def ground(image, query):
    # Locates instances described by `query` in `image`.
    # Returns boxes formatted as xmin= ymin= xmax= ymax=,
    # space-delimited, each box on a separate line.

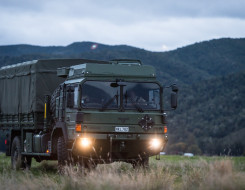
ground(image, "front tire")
xmin=57 ymin=136 xmax=70 ymax=166
xmin=78 ymin=157 xmax=97 ymax=170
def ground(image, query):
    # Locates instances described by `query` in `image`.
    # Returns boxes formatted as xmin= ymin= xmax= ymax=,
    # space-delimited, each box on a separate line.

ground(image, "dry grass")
xmin=0 ymin=155 xmax=245 ymax=190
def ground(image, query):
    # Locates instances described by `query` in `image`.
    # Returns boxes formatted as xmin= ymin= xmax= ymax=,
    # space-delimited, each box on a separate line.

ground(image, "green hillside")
xmin=167 ymin=71 xmax=245 ymax=155
xmin=1 ymin=38 xmax=245 ymax=85
xmin=0 ymin=38 xmax=244 ymax=155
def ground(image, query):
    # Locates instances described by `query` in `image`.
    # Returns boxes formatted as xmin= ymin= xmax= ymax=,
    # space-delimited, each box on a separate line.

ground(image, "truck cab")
xmin=52 ymin=60 xmax=177 ymax=167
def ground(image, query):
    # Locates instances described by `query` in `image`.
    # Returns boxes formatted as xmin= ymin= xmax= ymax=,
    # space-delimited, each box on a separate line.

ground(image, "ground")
xmin=0 ymin=153 xmax=245 ymax=190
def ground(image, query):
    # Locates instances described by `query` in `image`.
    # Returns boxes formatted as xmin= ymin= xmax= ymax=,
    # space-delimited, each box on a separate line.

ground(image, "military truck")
xmin=0 ymin=59 xmax=178 ymax=169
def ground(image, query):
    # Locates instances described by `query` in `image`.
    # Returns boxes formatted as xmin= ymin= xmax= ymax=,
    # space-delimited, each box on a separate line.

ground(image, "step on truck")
xmin=0 ymin=59 xmax=178 ymax=169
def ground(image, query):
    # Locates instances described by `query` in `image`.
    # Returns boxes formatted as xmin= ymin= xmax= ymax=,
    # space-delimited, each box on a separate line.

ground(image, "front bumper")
xmin=71 ymin=133 xmax=168 ymax=161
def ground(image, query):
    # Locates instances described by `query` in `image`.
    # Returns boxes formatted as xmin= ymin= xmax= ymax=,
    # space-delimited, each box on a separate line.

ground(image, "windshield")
xmin=81 ymin=81 xmax=161 ymax=111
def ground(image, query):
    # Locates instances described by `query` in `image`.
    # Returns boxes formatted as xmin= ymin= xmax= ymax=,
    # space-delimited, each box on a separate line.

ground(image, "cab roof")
xmin=58 ymin=59 xmax=156 ymax=79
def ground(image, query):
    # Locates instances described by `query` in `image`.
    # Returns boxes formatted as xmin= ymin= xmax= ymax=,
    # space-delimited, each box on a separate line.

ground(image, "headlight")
xmin=149 ymin=138 xmax=162 ymax=149
xmin=79 ymin=138 xmax=92 ymax=148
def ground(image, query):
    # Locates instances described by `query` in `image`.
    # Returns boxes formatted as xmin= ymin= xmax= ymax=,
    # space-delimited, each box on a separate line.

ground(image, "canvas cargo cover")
xmin=0 ymin=59 xmax=107 ymax=114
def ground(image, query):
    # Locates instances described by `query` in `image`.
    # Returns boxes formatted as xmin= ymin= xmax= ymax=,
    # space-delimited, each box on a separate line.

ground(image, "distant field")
xmin=0 ymin=153 xmax=245 ymax=190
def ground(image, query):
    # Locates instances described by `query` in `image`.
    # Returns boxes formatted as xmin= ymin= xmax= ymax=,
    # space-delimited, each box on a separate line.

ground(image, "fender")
xmin=51 ymin=121 xmax=68 ymax=144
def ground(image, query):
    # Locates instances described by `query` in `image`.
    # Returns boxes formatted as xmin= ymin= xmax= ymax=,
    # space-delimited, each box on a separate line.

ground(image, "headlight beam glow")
xmin=79 ymin=138 xmax=91 ymax=148
xmin=150 ymin=138 xmax=162 ymax=149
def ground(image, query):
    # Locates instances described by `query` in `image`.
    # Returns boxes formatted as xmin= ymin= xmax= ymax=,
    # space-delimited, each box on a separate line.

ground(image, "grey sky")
xmin=0 ymin=0 xmax=245 ymax=51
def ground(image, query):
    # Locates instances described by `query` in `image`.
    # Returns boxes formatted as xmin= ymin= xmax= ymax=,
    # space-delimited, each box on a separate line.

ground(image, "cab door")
xmin=65 ymin=84 xmax=80 ymax=140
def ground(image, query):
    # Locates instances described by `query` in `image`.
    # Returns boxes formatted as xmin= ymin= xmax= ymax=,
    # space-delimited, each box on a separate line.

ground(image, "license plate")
xmin=115 ymin=127 xmax=129 ymax=132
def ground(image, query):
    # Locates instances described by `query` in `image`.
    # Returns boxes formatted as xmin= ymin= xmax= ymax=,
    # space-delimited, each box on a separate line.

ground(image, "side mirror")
xmin=171 ymin=92 xmax=177 ymax=109
xmin=164 ymin=84 xmax=178 ymax=110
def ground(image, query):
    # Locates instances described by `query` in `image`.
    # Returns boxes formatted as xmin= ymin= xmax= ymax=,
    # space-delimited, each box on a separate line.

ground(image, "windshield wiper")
xmin=100 ymin=94 xmax=118 ymax=112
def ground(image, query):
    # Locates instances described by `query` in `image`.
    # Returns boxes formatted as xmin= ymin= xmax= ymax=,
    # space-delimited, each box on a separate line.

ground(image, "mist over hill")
xmin=0 ymin=38 xmax=245 ymax=155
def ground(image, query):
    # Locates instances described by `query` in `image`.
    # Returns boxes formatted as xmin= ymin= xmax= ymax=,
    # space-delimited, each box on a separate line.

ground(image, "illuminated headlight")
xmin=79 ymin=138 xmax=92 ymax=148
xmin=149 ymin=138 xmax=162 ymax=149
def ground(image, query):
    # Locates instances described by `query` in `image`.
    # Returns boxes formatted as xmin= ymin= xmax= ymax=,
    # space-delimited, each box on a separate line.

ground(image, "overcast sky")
xmin=0 ymin=0 xmax=245 ymax=51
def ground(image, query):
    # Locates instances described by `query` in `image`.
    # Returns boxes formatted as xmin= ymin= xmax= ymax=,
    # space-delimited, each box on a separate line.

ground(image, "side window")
xmin=66 ymin=84 xmax=79 ymax=108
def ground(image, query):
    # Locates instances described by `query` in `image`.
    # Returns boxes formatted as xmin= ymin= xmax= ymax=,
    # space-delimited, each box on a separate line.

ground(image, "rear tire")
xmin=11 ymin=136 xmax=32 ymax=170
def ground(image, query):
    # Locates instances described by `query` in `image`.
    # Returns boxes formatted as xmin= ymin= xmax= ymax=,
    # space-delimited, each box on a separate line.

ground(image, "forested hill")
xmin=1 ymin=38 xmax=245 ymax=85
xmin=0 ymin=38 xmax=245 ymax=155
xmin=167 ymin=71 xmax=245 ymax=155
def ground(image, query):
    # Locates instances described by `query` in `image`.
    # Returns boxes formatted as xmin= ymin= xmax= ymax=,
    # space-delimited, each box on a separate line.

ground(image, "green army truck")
xmin=0 ymin=59 xmax=178 ymax=169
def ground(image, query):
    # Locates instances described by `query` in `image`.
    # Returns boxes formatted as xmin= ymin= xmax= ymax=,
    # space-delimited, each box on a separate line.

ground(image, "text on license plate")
xmin=115 ymin=127 xmax=129 ymax=132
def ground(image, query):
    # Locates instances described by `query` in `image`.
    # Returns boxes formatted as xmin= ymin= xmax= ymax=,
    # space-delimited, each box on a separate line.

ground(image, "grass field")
xmin=0 ymin=153 xmax=245 ymax=190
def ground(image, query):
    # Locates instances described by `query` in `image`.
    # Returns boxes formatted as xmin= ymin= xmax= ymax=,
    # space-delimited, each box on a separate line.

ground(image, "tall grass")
xmin=0 ymin=154 xmax=244 ymax=190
